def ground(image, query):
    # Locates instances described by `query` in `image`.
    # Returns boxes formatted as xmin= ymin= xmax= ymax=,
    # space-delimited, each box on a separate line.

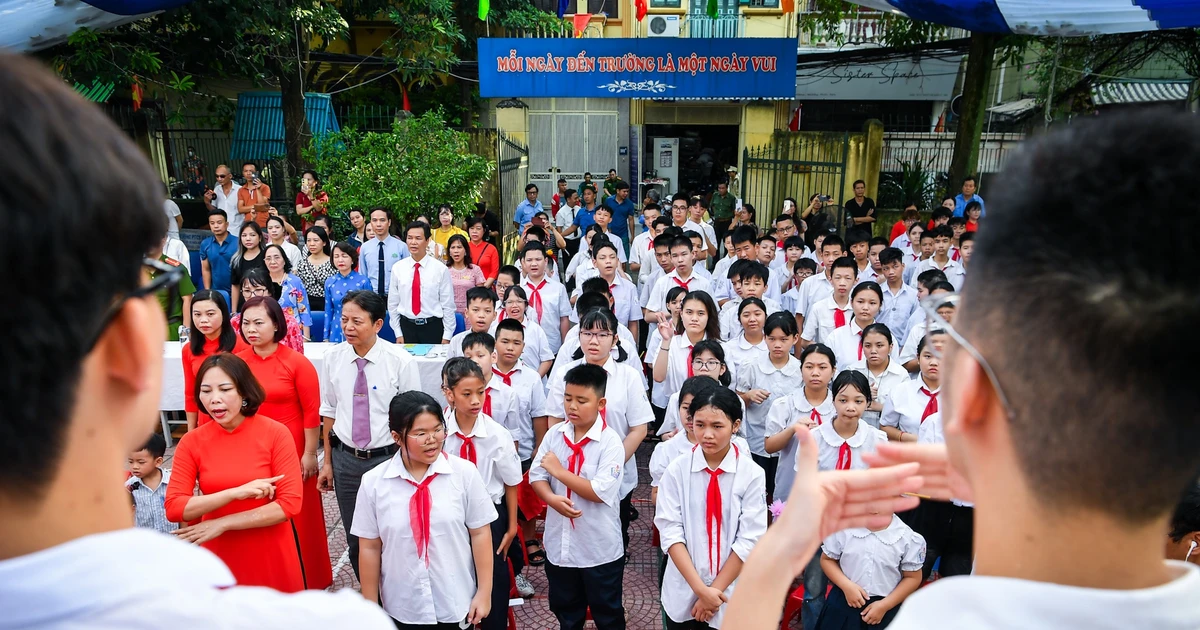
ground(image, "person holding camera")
xmin=238 ymin=162 xmax=272 ymax=228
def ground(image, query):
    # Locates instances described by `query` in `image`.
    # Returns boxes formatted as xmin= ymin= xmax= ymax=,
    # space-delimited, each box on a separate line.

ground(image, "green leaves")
xmin=306 ymin=110 xmax=495 ymax=227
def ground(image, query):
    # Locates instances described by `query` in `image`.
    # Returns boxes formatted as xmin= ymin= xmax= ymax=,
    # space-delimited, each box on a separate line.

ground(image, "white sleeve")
xmin=801 ymin=308 xmax=819 ymax=342
xmin=658 ymin=401 xmax=679 ymax=437
xmin=544 ymin=373 xmax=566 ymax=419
xmin=349 ymin=474 xmax=380 ymax=539
xmin=879 ymin=393 xmax=903 ymax=429
xmin=731 ymin=467 xmax=768 ymax=562
xmin=820 ymin=531 xmax=846 ymax=560
xmin=653 ymin=463 xmax=687 ymax=552
xmin=734 ymin=361 xmax=755 ymax=394
xmin=318 ymin=349 xmax=338 ymax=418
xmin=647 ymin=277 xmax=665 ymax=313
xmin=899 ymin=328 xmax=921 ymax=364
xmin=764 ymin=396 xmax=792 ymax=438
xmin=589 ymin=436 xmax=626 ymax=507
xmin=494 ymin=429 xmax=524 ymax=487
xmin=624 ymin=372 xmax=653 ymax=428
xmin=387 ymin=263 xmax=403 ymax=338
xmin=900 ymin=530 xmax=928 ymax=572
xmin=528 ymin=432 xmax=554 ymax=484
xmin=648 ymin=442 xmax=672 ymax=487
xmin=396 ymin=354 xmax=422 ymax=393
xmin=440 ymin=270 xmax=457 ymax=341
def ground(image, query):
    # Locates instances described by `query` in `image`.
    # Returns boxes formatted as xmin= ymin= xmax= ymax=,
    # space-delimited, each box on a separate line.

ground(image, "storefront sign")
xmin=479 ymin=38 xmax=797 ymax=99
xmin=796 ymin=55 xmax=962 ymax=101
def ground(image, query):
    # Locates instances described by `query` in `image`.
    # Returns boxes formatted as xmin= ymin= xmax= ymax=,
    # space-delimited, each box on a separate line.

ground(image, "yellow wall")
xmin=495 ymin=106 xmax=528 ymax=145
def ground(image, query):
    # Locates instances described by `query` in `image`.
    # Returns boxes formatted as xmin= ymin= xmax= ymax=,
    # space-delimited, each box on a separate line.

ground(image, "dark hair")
xmin=188 ymin=290 xmax=236 ymax=356
xmin=830 ymin=256 xmax=858 ymax=278
xmin=653 ymin=233 xmax=677 ymax=250
xmin=919 ymin=230 xmax=936 ymax=242
xmin=369 ymin=207 xmax=391 ymax=222
xmin=902 ymin=207 xmax=920 ymax=219
xmin=388 ymin=391 xmax=445 ymax=445
xmin=520 ymin=242 xmax=548 ymax=260
xmin=852 ymin=281 xmax=884 ymax=304
xmin=861 ymin=323 xmax=894 ymax=347
xmin=669 ymin=236 xmax=693 ymax=252
xmin=831 ymin=370 xmax=872 ymax=405
xmin=446 ymin=234 xmax=473 ymax=267
xmin=615 ymin=181 xmax=629 ymax=192
xmin=495 ymin=317 xmax=525 ymax=339
xmin=525 ymin=183 xmax=538 ymax=193
xmin=730 ymin=225 xmax=758 ymax=247
xmin=684 ymin=230 xmax=704 ymax=245
xmin=727 ymin=259 xmax=750 ymax=281
xmin=575 ymin=291 xmax=610 ymax=319
xmin=464 ymin=215 xmax=486 ymax=232
xmin=442 ymin=356 xmax=487 ymax=390
xmin=1169 ymin=485 xmax=1200 ymax=541
xmin=497 ymin=265 xmax=521 ymax=284
xmin=763 ymin=311 xmax=798 ymax=337
xmin=775 ymin=214 xmax=794 ymax=226
xmin=664 ymin=285 xmax=688 ymax=309
xmin=461 ymin=331 xmax=496 ymax=354
xmin=671 ymin=192 xmax=690 ymax=205
xmin=232 ymin=222 xmax=264 ymax=272
xmin=755 ymin=234 xmax=776 ymax=248
xmin=194 ymin=353 xmax=266 ymax=417
xmin=207 ymin=209 xmax=228 ymax=223
xmin=916 ymin=269 xmax=948 ymax=290
xmin=680 ymin=377 xmax=721 ymax=411
xmin=502 ymin=285 xmax=528 ymax=308
xmin=947 ymin=217 xmax=967 ymax=229
xmin=262 ymin=243 xmax=293 ymax=273
xmin=930 ymin=281 xmax=956 ymax=293
xmin=572 ymin=308 xmax=629 ymax=363
xmin=302 ymin=169 xmax=321 ymax=186
xmin=563 ymin=363 xmax=607 ymax=398
xmin=466 ymin=287 xmax=497 ymax=308
xmin=931 ymin=207 xmax=954 ymax=222
xmin=405 ymin=221 xmax=431 ymax=239
xmin=332 ymin=241 xmax=360 ymax=268
xmin=879 ymin=247 xmax=905 ymax=267
xmin=821 ymin=235 xmax=845 ymax=252
xmin=138 ymin=432 xmax=167 ymax=460
xmin=242 ymin=161 xmax=257 ymax=171
xmin=239 ymin=296 xmax=288 ymax=343
xmin=676 ymin=291 xmax=721 ymax=340
xmin=349 ymin=208 xmax=366 ymax=220
xmin=845 ymin=229 xmax=870 ymax=249
xmin=962 ymin=175 xmax=976 ymax=186
xmin=793 ymin=258 xmax=818 ymax=274
xmin=591 ymin=236 xmax=619 ymax=260
xmin=868 ymin=237 xmax=889 ymax=250
xmin=853 ymin=179 xmax=866 ymax=188
xmin=240 ymin=268 xmax=281 ymax=301
xmin=303 ymin=226 xmax=331 ymax=256
xmin=800 ymin=343 xmax=837 ymax=369
xmin=964 ymin=200 xmax=983 ymax=213
xmin=959 ymin=232 xmax=976 ymax=246
xmin=783 ymin=235 xmax=806 ymax=250
xmin=738 ymin=296 xmax=767 ymax=320
xmin=689 ymin=386 xmax=744 ymax=425
xmin=915 ymin=333 xmax=942 ymax=358
xmin=581 ymin=277 xmax=612 ymax=298
xmin=343 ymin=290 xmax=386 ymax=323
xmin=652 ymin=216 xmax=672 ymax=230
xmin=740 ymin=261 xmax=770 ymax=286
xmin=691 ymin=339 xmax=732 ymax=387
xmin=265 ymin=214 xmax=288 ymax=237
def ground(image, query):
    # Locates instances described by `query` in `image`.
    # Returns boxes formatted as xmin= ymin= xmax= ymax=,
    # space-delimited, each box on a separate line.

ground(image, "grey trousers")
xmin=331 ymin=445 xmax=392 ymax=579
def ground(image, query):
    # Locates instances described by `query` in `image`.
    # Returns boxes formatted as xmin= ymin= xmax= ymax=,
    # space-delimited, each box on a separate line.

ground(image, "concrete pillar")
xmin=495 ymin=103 xmax=529 ymax=146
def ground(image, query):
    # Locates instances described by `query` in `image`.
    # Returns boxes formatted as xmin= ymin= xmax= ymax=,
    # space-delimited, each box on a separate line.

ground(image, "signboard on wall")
xmin=479 ymin=37 xmax=797 ymax=99
xmin=795 ymin=55 xmax=962 ymax=101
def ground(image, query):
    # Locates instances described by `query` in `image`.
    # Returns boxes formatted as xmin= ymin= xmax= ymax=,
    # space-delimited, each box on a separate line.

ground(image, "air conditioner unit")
xmin=647 ymin=15 xmax=680 ymax=37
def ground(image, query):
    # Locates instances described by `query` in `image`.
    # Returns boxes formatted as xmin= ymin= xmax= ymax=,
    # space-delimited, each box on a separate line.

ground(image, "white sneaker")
xmin=514 ymin=574 xmax=535 ymax=598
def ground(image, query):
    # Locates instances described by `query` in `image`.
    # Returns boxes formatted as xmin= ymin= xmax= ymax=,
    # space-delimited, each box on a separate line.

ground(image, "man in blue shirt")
xmin=357 ymin=207 xmax=410 ymax=296
xmin=514 ymin=184 xmax=543 ymax=232
xmin=566 ymin=186 xmax=601 ymax=238
xmin=603 ymin=180 xmax=636 ymax=255
xmin=199 ymin=210 xmax=238 ymax=293
xmin=953 ymin=175 xmax=986 ymax=217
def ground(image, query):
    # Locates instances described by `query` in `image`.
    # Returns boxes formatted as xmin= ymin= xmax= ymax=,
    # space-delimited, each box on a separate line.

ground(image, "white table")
xmin=161 ymin=341 xmax=450 ymax=444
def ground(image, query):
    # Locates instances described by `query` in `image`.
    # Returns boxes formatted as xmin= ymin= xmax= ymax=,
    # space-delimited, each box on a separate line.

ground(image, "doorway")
xmin=644 ymin=124 xmax=739 ymax=197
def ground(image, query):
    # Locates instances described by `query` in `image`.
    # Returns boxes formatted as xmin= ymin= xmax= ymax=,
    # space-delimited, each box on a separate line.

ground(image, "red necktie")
xmin=483 ymin=387 xmax=493 ymax=417
xmin=406 ymin=471 xmax=439 ymax=566
xmin=561 ymin=417 xmax=607 ymax=505
xmin=811 ymin=409 xmax=823 ymax=426
xmin=493 ymin=367 xmax=515 ymax=386
xmin=687 ymin=345 xmax=695 ymax=378
xmin=919 ymin=387 xmax=938 ymax=423
xmin=705 ymin=467 xmax=725 ymax=575
xmin=456 ymin=432 xmax=477 ymax=465
xmin=952 ymin=249 xmax=961 ymax=262
xmin=411 ymin=262 xmax=422 ymax=315
xmin=673 ymin=276 xmax=691 ymax=290
xmin=527 ymin=280 xmax=546 ymax=322
xmin=833 ymin=307 xmax=847 ymax=329
xmin=857 ymin=330 xmax=864 ymax=360
xmin=647 ymin=239 xmax=654 ymax=250
xmin=836 ymin=442 xmax=852 ymax=470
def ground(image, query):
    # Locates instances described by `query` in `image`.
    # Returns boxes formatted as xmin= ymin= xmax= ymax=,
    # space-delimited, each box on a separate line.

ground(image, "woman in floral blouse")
xmin=445 ymin=234 xmax=485 ymax=313
xmin=263 ymin=244 xmax=313 ymax=340
xmin=295 ymin=226 xmax=335 ymax=311
xmin=232 ymin=268 xmax=306 ymax=353
xmin=322 ymin=242 xmax=372 ymax=344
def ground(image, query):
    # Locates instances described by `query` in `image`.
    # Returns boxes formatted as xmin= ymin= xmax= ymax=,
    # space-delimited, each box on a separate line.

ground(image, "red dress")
xmin=469 ymin=240 xmax=500 ymax=283
xmin=183 ymin=335 xmax=249 ymax=426
xmin=164 ymin=414 xmax=304 ymax=592
xmin=236 ymin=344 xmax=332 ymax=590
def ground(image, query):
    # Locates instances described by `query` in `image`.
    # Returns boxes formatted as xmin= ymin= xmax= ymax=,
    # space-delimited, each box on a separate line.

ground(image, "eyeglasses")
xmin=919 ymin=292 xmax=1016 ymax=421
xmin=244 ymin=286 xmax=270 ymax=298
xmin=504 ymin=299 xmax=527 ymax=307
xmin=580 ymin=331 xmax=613 ymax=341
xmin=691 ymin=358 xmax=723 ymax=371
xmin=216 ymin=174 xmax=228 ymax=179
xmin=408 ymin=426 xmax=446 ymax=443
xmin=86 ymin=258 xmax=186 ymax=352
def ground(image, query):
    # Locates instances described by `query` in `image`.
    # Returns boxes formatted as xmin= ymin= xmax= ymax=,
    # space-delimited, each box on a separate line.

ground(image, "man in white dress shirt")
xmin=319 ymin=290 xmax=422 ymax=578
xmin=388 ymin=221 xmax=457 ymax=344
xmin=203 ymin=163 xmax=243 ymax=233
xmin=0 ymin=55 xmax=391 ymax=628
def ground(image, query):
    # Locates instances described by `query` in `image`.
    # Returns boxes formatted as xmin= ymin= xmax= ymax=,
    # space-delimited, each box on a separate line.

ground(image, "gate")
xmin=742 ymin=132 xmax=850 ymax=233
xmin=498 ymin=132 xmax=529 ymax=263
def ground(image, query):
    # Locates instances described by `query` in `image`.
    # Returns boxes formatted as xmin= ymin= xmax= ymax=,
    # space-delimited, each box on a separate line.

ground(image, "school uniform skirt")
xmin=813 ymin=585 xmax=899 ymax=630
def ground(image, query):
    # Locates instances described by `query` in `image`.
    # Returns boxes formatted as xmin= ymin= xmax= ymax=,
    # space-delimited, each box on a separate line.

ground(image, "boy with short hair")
xmin=628 ymin=205 xmax=662 ymax=273
xmin=863 ymin=236 xmax=889 ymax=283
xmin=908 ymin=225 xmax=965 ymax=291
xmin=793 ymin=234 xmax=846 ymax=337
xmin=719 ymin=261 xmax=782 ymax=340
xmin=877 ymin=247 xmax=919 ymax=348
xmin=645 ymin=236 xmax=713 ymax=322
xmin=683 ymin=231 xmax=713 ymax=279
xmin=927 ymin=206 xmax=953 ymax=230
xmin=449 ymin=286 xmax=498 ymax=359
xmin=780 ymin=258 xmax=819 ymax=314
xmin=958 ymin=232 xmax=975 ymax=271
xmin=800 ymin=256 xmax=858 ymax=347
xmin=845 ymin=230 xmax=871 ymax=278
xmin=126 ymin=433 xmax=176 ymax=534
xmin=460 ymin=332 xmax=522 ymax=441
xmin=519 ymin=243 xmax=572 ymax=353
xmin=902 ymin=231 xmax=936 ymax=285
xmin=638 ymin=233 xmax=678 ymax=317
xmin=712 ymin=232 xmax=738 ymax=291
xmin=947 ymin=217 xmax=967 ymax=261
xmin=530 ymin=364 xmax=627 ymax=630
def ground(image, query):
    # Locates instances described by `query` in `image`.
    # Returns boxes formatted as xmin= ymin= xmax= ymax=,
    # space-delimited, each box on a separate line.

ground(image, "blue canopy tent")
xmin=846 ymin=0 xmax=1200 ymax=35
xmin=228 ymin=92 xmax=341 ymax=163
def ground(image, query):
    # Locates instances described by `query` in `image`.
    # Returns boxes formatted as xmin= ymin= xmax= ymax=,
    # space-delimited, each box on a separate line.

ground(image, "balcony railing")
xmin=799 ymin=10 xmax=966 ymax=48
xmin=685 ymin=14 xmax=744 ymax=38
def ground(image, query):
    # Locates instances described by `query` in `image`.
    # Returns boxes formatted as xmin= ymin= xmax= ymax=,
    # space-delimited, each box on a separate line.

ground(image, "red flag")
xmin=636 ymin=0 xmax=648 ymax=20
xmin=573 ymin=13 xmax=592 ymax=37
xmin=934 ymin=109 xmax=946 ymax=133
xmin=402 ymin=85 xmax=411 ymax=112
xmin=788 ymin=104 xmax=801 ymax=131
xmin=131 ymin=78 xmax=144 ymax=112
xmin=782 ymin=0 xmax=794 ymax=13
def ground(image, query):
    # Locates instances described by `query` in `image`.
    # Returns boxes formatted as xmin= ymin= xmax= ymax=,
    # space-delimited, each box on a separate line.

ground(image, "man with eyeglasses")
xmin=203 ymin=163 xmax=242 ymax=234
xmin=0 ymin=53 xmax=391 ymax=627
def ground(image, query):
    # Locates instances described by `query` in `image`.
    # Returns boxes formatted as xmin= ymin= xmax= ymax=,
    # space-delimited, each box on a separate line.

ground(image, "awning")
xmin=0 ymin=0 xmax=191 ymax=52
xmin=987 ymin=98 xmax=1037 ymax=116
xmin=1092 ymin=80 xmax=1190 ymax=106
xmin=841 ymin=1 xmax=1200 ymax=36
xmin=73 ymin=79 xmax=116 ymax=103
xmin=229 ymin=92 xmax=341 ymax=162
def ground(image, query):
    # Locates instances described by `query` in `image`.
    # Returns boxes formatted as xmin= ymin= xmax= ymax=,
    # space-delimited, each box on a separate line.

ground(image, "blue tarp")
xmin=229 ymin=92 xmax=341 ymax=162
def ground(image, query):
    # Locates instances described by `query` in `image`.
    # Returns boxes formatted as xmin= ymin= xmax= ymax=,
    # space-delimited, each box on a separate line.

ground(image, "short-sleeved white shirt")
xmin=765 ymin=389 xmax=836 ymax=498
xmin=801 ymin=296 xmax=853 ymax=345
xmin=821 ymin=515 xmax=926 ymax=597
xmin=734 ymin=354 xmax=802 ymax=457
xmin=721 ymin=334 xmax=768 ymax=387
xmin=647 ymin=271 xmax=714 ymax=314
xmin=804 ymin=419 xmax=887 ymax=473
xmin=520 ymin=276 xmax=572 ymax=353
xmin=880 ymin=377 xmax=940 ymax=437
xmin=443 ymin=413 xmax=523 ymax=503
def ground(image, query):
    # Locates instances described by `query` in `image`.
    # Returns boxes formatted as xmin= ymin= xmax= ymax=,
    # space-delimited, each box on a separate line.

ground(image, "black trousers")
xmin=545 ymin=557 xmax=626 ymax=630
xmin=398 ymin=315 xmax=444 ymax=344
xmin=752 ymin=454 xmax=778 ymax=503
xmin=903 ymin=500 xmax=975 ymax=580
xmin=480 ymin=498 xmax=513 ymax=630
xmin=620 ymin=490 xmax=638 ymax=552
xmin=814 ymin=585 xmax=899 ymax=630
xmin=393 ymin=622 xmax=462 ymax=630
xmin=664 ymin=619 xmax=714 ymax=630
xmin=331 ymin=446 xmax=392 ymax=579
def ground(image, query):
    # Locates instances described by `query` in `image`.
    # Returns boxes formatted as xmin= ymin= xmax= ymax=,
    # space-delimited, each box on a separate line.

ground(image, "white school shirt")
xmin=656 ymin=445 xmax=768 ymax=629
xmin=629 ymin=230 xmax=653 ymax=261
xmin=565 ymin=250 xmax=595 ymax=283
xmin=780 ymin=285 xmax=801 ymax=315
xmin=443 ymin=412 xmax=523 ymax=504
xmin=917 ymin=412 xmax=973 ymax=508
xmin=880 ymin=377 xmax=940 ymax=437
xmin=805 ymin=419 xmax=888 ymax=473
xmin=717 ymin=296 xmax=782 ymax=342
xmin=878 ymin=282 xmax=920 ymax=348
xmin=513 ymin=258 xmax=559 ymax=281
xmin=649 ymin=431 xmax=752 ymax=487
xmin=890 ymin=233 xmax=911 ymax=250
xmin=795 ymin=273 xmax=833 ymax=319
xmin=734 ymin=354 xmax=802 ymax=458
xmin=889 ymin=562 xmax=1200 ymax=630
xmin=0 ymin=528 xmax=393 ymax=630
xmin=821 ymin=515 xmax=927 ymax=598
xmin=491 ymin=363 xmax=548 ymax=460
xmin=545 ymin=357 xmax=653 ymax=498
xmin=568 ymin=275 xmax=642 ymax=327
xmin=801 ymin=296 xmax=852 ymax=345
xmin=556 ymin=203 xmax=580 ymax=239
xmin=351 ymin=454 xmax=497 ymax=625
xmin=483 ymin=376 xmax=522 ymax=440
xmin=647 ymin=270 xmax=714 ymax=313
xmin=857 ymin=264 xmax=880 ymax=284
xmin=766 ymin=389 xmax=836 ymax=499
xmin=721 ymin=334 xmax=768 ymax=387
xmin=769 ymin=265 xmax=791 ymax=296
xmin=648 ymin=334 xmax=709 ymax=408
xmin=320 ymin=339 xmax=422 ymax=450
xmin=520 ymin=275 xmax=571 ymax=353
xmin=712 ymin=254 xmax=736 ymax=287
xmin=846 ymin=357 xmax=911 ymax=425
xmin=552 ymin=324 xmax=644 ymax=387
xmin=657 ymin=389 xmax=748 ymax=438
xmin=483 ymin=317 xmax=555 ymax=372
xmin=212 ymin=182 xmax=243 ymax=232
xmin=388 ymin=256 xmax=457 ymax=342
xmin=826 ymin=319 xmax=900 ymax=371
xmin=639 ymin=264 xmax=667 ymax=308
xmin=529 ymin=419 xmax=625 ymax=568
xmin=908 ymin=257 xmax=966 ymax=291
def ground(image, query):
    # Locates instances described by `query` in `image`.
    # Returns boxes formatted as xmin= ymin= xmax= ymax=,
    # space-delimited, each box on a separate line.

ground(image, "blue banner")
xmin=478 ymin=38 xmax=796 ymax=99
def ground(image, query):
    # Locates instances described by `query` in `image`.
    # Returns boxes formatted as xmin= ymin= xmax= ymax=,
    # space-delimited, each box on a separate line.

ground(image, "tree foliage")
xmin=306 ymin=109 xmax=494 ymax=226
xmin=798 ymin=0 xmax=952 ymax=48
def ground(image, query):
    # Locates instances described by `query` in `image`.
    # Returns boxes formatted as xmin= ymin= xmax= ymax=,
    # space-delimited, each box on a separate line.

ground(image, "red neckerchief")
xmin=406 ymin=453 xmax=446 ymax=566
xmin=456 ymin=432 xmax=477 ymax=465
xmin=919 ymin=386 xmax=938 ymax=423
xmin=836 ymin=441 xmax=852 ymax=471
xmin=833 ymin=305 xmax=847 ymax=328
xmin=562 ymin=417 xmax=608 ymax=528
xmin=692 ymin=443 xmax=740 ymax=575
xmin=493 ymin=367 xmax=515 ymax=386
xmin=672 ymin=275 xmax=692 ymax=290
xmin=811 ymin=409 xmax=823 ymax=426
xmin=482 ymin=387 xmax=493 ymax=417
xmin=526 ymin=279 xmax=547 ymax=322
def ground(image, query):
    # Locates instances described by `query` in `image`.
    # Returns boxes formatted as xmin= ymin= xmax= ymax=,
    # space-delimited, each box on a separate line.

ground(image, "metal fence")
xmin=879 ymin=131 xmax=1024 ymax=204
xmin=685 ymin=15 xmax=743 ymax=38
xmin=334 ymin=105 xmax=403 ymax=132
xmin=742 ymin=132 xmax=851 ymax=232
xmin=497 ymin=132 xmax=529 ymax=263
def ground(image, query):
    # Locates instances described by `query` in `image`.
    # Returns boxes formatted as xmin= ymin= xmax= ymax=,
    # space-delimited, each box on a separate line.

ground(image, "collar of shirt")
xmin=817 ymin=418 xmax=872 ymax=448
xmin=792 ymin=389 xmax=834 ymax=413
xmin=384 ymin=451 xmax=453 ymax=482
xmin=884 ymin=282 xmax=914 ymax=298
xmin=911 ymin=377 xmax=940 ymax=396
xmin=689 ymin=442 xmax=739 ymax=474
xmin=125 ymin=469 xmax=171 ymax=490
xmin=851 ymin=358 xmax=909 ymax=380
xmin=846 ymin=514 xmax=908 ymax=545
xmin=446 ymin=412 xmax=492 ymax=439
xmin=755 ymin=354 xmax=800 ymax=377
xmin=561 ymin=414 xmax=608 ymax=445
xmin=737 ymin=334 xmax=767 ymax=351
xmin=347 ymin=337 xmax=385 ymax=366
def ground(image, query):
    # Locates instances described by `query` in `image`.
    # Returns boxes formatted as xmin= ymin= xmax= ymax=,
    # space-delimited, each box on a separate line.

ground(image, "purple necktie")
xmin=352 ymin=357 xmax=371 ymax=447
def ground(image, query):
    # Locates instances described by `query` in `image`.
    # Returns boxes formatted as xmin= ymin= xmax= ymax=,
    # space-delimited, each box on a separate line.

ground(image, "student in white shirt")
xmin=639 ymin=232 xmax=678 ymax=312
xmin=898 ymin=283 xmax=954 ymax=371
xmin=492 ymin=285 xmax=555 ymax=376
xmin=845 ymin=324 xmax=909 ymax=429
xmin=901 ymin=230 xmax=934 ymax=286
xmin=734 ymin=312 xmax=800 ymax=500
xmin=628 ymin=205 xmax=661 ymax=273
xmin=646 ymin=236 xmax=714 ymax=320
xmin=908 ymin=411 xmax=975 ymax=580
xmin=530 ymin=364 xmax=627 ymax=630
xmin=448 ymin=286 xmax=499 ymax=356
xmin=492 ymin=319 xmax=549 ymax=462
xmin=712 ymin=233 xmax=737 ymax=281
xmin=658 ymin=339 xmax=736 ymax=438
xmin=519 ymin=242 xmax=571 ymax=354
xmin=353 ymin=390 xmax=496 ymax=628
xmin=764 ymin=343 xmax=837 ymax=500
xmin=545 ymin=308 xmax=652 ymax=552
xmin=777 ymin=236 xmax=810 ymax=283
xmin=907 ymin=225 xmax=965 ymax=291
xmin=555 ymin=188 xmax=581 ymax=254
xmin=438 ymin=358 xmax=524 ymax=630
xmin=718 ymin=261 xmax=782 ymax=342
xmin=651 ymin=290 xmax=721 ymax=408
xmin=780 ymin=259 xmax=818 ymax=315
xmin=800 ymin=257 xmax=858 ymax=348
xmin=876 ymin=247 xmax=919 ymax=348
xmin=565 ymin=225 xmax=601 ymax=284
xmin=721 ymin=297 xmax=769 ymax=387
xmin=713 ymin=225 xmax=766 ymax=306
xmin=817 ymin=515 xmax=925 ymax=628
xmin=656 ymin=387 xmax=768 ymax=629
xmin=555 ymin=290 xmax=643 ymax=383
xmin=458 ymin=332 xmax=522 ymax=439
xmin=652 ymin=378 xmax=735 ymax=494
xmin=825 ymin=281 xmax=888 ymax=370
xmin=793 ymin=235 xmax=847 ymax=338
xmin=571 ymin=241 xmax=642 ymax=338
xmin=881 ymin=334 xmax=942 ymax=443
xmin=388 ymin=221 xmax=456 ymax=344
xmin=645 ymin=285 xmax=689 ymax=400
